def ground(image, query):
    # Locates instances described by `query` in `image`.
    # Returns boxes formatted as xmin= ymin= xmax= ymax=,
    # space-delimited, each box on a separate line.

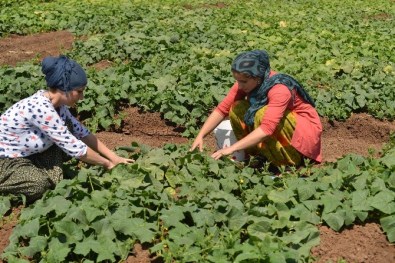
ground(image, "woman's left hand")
xmin=211 ymin=147 xmax=234 ymax=160
xmin=108 ymin=156 xmax=135 ymax=169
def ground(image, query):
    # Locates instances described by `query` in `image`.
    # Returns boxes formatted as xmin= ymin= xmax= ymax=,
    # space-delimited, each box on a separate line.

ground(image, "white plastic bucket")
xmin=213 ymin=120 xmax=246 ymax=161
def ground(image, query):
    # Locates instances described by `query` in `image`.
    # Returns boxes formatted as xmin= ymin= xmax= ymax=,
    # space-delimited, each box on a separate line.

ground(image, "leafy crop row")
xmin=2 ymin=141 xmax=395 ymax=262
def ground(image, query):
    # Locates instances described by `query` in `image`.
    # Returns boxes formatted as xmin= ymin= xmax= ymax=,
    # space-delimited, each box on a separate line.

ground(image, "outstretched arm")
xmin=211 ymin=126 xmax=267 ymax=160
xmin=80 ymin=134 xmax=134 ymax=169
xmin=190 ymin=110 xmax=225 ymax=152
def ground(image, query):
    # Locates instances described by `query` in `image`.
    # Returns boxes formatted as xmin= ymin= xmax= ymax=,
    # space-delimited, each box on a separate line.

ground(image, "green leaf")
xmin=380 ymin=150 xmax=395 ymax=168
xmin=64 ymin=206 xmax=89 ymax=225
xmin=18 ymin=218 xmax=40 ymax=238
xmin=43 ymin=195 xmax=72 ymax=216
xmin=368 ymin=191 xmax=395 ymax=214
xmin=160 ymin=206 xmax=185 ymax=228
xmin=356 ymin=94 xmax=366 ymax=107
xmin=90 ymin=190 xmax=112 ymax=208
xmin=74 ymin=236 xmax=100 ymax=257
xmin=247 ymin=218 xmax=272 ymax=240
xmin=0 ymin=196 xmax=11 ymax=217
xmin=0 ymin=255 xmax=29 ymax=263
xmin=384 ymin=228 xmax=395 ymax=243
xmin=381 ymin=215 xmax=395 ymax=242
xmin=53 ymin=220 xmax=84 ymax=244
xmin=19 ymin=236 xmax=47 ymax=258
xmin=234 ymin=252 xmax=262 ymax=263
xmin=228 ymin=207 xmax=248 ymax=230
xmin=354 ymin=211 xmax=369 ymax=222
xmin=322 ymin=212 xmax=344 ymax=231
xmin=164 ymin=169 xmax=182 ymax=188
xmin=341 ymin=62 xmax=354 ymax=74
xmin=167 ymin=224 xmax=196 ymax=248
xmin=388 ymin=172 xmax=395 ymax=189
xmin=208 ymin=161 xmax=220 ymax=175
xmin=269 ymin=252 xmax=287 ymax=263
xmin=297 ymin=184 xmax=315 ymax=201
xmin=96 ymin=94 xmax=110 ymax=104
xmin=45 ymin=238 xmax=71 ymax=263
xmin=82 ymin=204 xmax=104 ymax=223
xmin=191 ymin=208 xmax=215 ymax=227
xmin=111 ymin=213 xmax=156 ymax=243
xmin=351 ymin=190 xmax=371 ymax=211
xmin=92 ymin=238 xmax=117 ymax=262
xmin=186 ymin=163 xmax=201 ymax=175
xmin=291 ymin=204 xmax=320 ymax=224
xmin=267 ymin=189 xmax=294 ymax=203
xmin=321 ymin=193 xmax=342 ymax=214
xmin=99 ymin=118 xmax=112 ymax=129
xmin=303 ymin=200 xmax=321 ymax=212
xmin=92 ymin=218 xmax=117 ymax=241
xmin=352 ymin=174 xmax=368 ymax=190
xmin=152 ymin=75 xmax=177 ymax=92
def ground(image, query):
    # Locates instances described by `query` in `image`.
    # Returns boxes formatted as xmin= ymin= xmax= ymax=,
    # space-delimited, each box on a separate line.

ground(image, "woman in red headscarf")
xmin=0 ymin=55 xmax=133 ymax=202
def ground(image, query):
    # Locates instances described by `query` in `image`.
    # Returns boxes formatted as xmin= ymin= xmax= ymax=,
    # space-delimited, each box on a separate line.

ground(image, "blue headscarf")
xmin=231 ymin=50 xmax=315 ymax=126
xmin=41 ymin=55 xmax=87 ymax=92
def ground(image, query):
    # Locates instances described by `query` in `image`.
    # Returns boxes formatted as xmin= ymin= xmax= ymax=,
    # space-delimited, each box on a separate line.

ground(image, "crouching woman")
xmin=191 ymin=50 xmax=322 ymax=167
xmin=0 ymin=55 xmax=133 ymax=202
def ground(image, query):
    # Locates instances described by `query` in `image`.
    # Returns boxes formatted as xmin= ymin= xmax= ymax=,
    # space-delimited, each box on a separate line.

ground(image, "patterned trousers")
xmin=229 ymin=100 xmax=302 ymax=166
xmin=0 ymin=145 xmax=65 ymax=202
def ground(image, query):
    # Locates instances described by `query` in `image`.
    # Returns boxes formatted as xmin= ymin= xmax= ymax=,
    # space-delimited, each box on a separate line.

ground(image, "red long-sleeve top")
xmin=215 ymin=71 xmax=322 ymax=163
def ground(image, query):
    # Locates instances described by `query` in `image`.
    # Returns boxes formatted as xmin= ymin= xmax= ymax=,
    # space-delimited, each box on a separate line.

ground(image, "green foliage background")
xmin=0 ymin=0 xmax=394 ymax=135
xmin=0 ymin=0 xmax=395 ymax=262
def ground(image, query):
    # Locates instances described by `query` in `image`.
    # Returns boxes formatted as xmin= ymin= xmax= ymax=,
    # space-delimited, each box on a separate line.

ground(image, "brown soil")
xmin=0 ymin=31 xmax=74 ymax=66
xmin=1 ymin=31 xmax=395 ymax=263
xmin=311 ymin=223 xmax=395 ymax=263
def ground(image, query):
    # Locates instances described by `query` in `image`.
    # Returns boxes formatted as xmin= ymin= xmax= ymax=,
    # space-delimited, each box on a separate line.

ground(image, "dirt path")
xmin=1 ymin=31 xmax=395 ymax=263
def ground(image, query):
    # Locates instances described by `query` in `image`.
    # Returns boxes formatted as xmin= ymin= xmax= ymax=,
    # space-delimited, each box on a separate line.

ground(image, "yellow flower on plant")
xmin=279 ymin=21 xmax=287 ymax=28
xmin=383 ymin=65 xmax=393 ymax=74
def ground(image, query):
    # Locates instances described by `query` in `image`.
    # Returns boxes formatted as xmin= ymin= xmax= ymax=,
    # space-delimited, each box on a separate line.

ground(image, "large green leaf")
xmin=45 ymin=238 xmax=71 ymax=263
xmin=381 ymin=215 xmax=395 ymax=243
xmin=322 ymin=211 xmax=345 ymax=231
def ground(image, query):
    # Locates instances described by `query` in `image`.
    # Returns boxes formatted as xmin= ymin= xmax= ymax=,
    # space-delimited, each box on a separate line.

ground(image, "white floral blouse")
xmin=0 ymin=90 xmax=89 ymax=158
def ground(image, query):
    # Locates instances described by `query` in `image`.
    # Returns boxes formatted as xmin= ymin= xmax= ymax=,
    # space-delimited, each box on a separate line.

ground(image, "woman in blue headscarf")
xmin=191 ymin=50 xmax=322 ymax=167
xmin=0 ymin=55 xmax=133 ymax=202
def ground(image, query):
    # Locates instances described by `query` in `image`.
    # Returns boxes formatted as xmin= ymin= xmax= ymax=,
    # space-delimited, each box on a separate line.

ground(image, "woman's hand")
xmin=211 ymin=147 xmax=234 ymax=160
xmin=190 ymin=111 xmax=225 ymax=152
xmin=190 ymin=136 xmax=204 ymax=152
xmin=107 ymin=156 xmax=135 ymax=170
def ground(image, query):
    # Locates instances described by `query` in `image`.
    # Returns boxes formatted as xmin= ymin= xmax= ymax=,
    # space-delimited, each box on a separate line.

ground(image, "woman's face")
xmin=232 ymin=72 xmax=261 ymax=93
xmin=65 ymin=87 xmax=85 ymax=107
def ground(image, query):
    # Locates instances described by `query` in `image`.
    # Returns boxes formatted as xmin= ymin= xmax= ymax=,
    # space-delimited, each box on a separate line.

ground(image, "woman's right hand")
xmin=190 ymin=110 xmax=225 ymax=152
xmin=190 ymin=136 xmax=204 ymax=152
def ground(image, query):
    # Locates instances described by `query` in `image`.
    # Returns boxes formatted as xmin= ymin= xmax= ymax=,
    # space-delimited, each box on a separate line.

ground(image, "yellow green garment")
xmin=229 ymin=100 xmax=302 ymax=166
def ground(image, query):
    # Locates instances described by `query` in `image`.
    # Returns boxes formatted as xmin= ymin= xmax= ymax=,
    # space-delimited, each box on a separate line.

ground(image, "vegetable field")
xmin=1 ymin=0 xmax=395 ymax=262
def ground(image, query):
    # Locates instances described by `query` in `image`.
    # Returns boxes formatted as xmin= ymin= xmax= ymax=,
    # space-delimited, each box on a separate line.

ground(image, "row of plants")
xmin=2 ymin=140 xmax=395 ymax=262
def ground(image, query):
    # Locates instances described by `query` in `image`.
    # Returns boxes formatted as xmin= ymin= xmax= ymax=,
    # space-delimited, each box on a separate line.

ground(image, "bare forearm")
xmin=197 ymin=110 xmax=225 ymax=139
xmin=211 ymin=127 xmax=267 ymax=160
xmin=79 ymin=147 xmax=111 ymax=168
xmin=81 ymin=134 xmax=117 ymax=161
xmin=230 ymin=127 xmax=267 ymax=152
xmin=80 ymin=134 xmax=134 ymax=169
